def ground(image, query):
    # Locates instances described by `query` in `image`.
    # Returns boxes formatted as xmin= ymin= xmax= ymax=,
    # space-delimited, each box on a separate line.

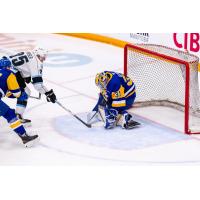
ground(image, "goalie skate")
xmin=124 ymin=120 xmax=141 ymax=129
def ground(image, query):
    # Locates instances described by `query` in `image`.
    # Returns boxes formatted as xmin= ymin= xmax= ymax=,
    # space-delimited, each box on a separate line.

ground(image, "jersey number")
xmin=10 ymin=52 xmax=29 ymax=67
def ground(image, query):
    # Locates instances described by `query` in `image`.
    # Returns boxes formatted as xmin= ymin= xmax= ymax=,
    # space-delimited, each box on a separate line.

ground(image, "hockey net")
xmin=124 ymin=43 xmax=200 ymax=134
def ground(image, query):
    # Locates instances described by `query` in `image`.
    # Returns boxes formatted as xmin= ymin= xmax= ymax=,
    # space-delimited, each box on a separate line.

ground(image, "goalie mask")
xmin=95 ymin=72 xmax=108 ymax=90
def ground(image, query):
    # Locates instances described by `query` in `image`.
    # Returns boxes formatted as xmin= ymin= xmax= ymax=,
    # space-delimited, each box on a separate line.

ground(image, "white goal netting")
xmin=125 ymin=44 xmax=200 ymax=134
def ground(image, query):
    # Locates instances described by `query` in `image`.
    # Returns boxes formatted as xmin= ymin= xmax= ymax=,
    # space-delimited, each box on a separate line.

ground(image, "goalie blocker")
xmin=87 ymin=71 xmax=141 ymax=129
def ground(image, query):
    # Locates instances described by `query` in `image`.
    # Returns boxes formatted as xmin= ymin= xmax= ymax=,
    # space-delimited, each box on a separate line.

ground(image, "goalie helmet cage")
xmin=124 ymin=43 xmax=200 ymax=134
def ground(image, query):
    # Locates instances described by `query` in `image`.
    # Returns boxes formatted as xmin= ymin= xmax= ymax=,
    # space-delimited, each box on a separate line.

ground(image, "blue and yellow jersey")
xmin=101 ymin=71 xmax=136 ymax=108
xmin=0 ymin=68 xmax=21 ymax=99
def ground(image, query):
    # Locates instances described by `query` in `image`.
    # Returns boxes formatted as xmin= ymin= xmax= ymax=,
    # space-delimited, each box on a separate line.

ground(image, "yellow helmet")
xmin=95 ymin=72 xmax=107 ymax=89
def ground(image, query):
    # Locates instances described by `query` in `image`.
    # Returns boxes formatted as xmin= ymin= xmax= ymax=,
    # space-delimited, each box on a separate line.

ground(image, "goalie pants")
xmin=112 ymin=92 xmax=136 ymax=113
xmin=93 ymin=92 xmax=136 ymax=113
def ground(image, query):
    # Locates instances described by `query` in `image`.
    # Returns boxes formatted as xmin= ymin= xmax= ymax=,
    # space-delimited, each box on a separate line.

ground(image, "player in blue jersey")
xmin=0 ymin=58 xmax=39 ymax=147
xmin=87 ymin=71 xmax=140 ymax=129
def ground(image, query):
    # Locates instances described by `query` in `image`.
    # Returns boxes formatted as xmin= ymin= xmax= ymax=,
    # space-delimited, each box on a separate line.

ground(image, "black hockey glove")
xmin=24 ymin=77 xmax=31 ymax=84
xmin=45 ymin=89 xmax=57 ymax=103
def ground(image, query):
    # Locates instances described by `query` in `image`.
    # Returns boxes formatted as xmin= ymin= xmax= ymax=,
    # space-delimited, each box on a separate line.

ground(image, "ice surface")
xmin=1 ymin=33 xmax=200 ymax=165
xmin=54 ymin=112 xmax=189 ymax=150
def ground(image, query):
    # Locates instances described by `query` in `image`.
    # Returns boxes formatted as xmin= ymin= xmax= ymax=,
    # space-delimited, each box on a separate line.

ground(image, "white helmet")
xmin=33 ymin=47 xmax=48 ymax=58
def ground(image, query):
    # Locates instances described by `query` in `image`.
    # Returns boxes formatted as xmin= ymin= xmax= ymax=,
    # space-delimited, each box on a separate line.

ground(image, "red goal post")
xmin=124 ymin=43 xmax=200 ymax=134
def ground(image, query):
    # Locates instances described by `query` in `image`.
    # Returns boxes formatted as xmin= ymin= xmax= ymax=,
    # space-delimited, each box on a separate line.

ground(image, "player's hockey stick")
xmin=87 ymin=111 xmax=98 ymax=124
xmin=29 ymin=93 xmax=41 ymax=100
xmin=87 ymin=109 xmax=105 ymax=124
xmin=56 ymin=101 xmax=91 ymax=128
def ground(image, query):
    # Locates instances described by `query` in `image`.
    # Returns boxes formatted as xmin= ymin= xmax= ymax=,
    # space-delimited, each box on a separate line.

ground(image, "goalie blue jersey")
xmin=93 ymin=71 xmax=136 ymax=111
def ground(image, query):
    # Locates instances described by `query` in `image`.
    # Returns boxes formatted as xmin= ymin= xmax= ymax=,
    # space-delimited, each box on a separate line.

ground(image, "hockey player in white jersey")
xmin=3 ymin=47 xmax=57 ymax=125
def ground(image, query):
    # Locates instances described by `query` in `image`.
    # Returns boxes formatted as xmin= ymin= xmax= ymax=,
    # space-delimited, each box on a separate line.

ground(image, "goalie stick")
xmin=56 ymin=101 xmax=91 ymax=128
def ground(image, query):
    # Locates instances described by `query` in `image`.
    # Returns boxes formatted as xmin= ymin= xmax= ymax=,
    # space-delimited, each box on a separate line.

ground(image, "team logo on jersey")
xmin=0 ymin=73 xmax=2 ymax=77
xmin=112 ymin=91 xmax=121 ymax=99
xmin=111 ymin=86 xmax=125 ymax=99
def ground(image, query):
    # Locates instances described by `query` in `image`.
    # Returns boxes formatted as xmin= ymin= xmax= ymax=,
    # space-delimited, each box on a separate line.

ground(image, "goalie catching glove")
xmin=45 ymin=89 xmax=57 ymax=103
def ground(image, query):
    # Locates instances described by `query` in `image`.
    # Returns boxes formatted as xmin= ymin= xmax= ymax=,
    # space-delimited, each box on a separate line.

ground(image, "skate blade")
xmin=125 ymin=122 xmax=141 ymax=130
xmin=125 ymin=125 xmax=140 ymax=130
xmin=24 ymin=137 xmax=40 ymax=148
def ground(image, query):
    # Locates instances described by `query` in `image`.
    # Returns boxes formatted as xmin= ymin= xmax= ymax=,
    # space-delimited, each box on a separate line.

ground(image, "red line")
xmin=132 ymin=111 xmax=184 ymax=134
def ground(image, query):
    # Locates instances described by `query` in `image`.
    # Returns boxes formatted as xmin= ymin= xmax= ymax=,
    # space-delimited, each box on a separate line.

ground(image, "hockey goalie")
xmin=87 ymin=71 xmax=140 ymax=129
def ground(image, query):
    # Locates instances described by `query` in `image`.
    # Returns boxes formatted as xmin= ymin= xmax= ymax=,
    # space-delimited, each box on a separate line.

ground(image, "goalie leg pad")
xmin=104 ymin=108 xmax=118 ymax=129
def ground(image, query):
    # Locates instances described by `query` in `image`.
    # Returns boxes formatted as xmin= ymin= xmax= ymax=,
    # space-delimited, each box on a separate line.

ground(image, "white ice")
xmin=1 ymin=33 xmax=200 ymax=165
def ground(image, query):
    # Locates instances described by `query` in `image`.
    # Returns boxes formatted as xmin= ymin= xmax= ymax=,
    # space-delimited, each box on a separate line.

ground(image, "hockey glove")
xmin=24 ymin=77 xmax=31 ymax=84
xmin=45 ymin=89 xmax=57 ymax=103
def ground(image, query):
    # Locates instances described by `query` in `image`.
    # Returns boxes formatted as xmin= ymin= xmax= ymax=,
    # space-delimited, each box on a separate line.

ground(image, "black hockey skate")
xmin=124 ymin=120 xmax=141 ymax=129
xmin=16 ymin=114 xmax=32 ymax=127
xmin=19 ymin=133 xmax=39 ymax=148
